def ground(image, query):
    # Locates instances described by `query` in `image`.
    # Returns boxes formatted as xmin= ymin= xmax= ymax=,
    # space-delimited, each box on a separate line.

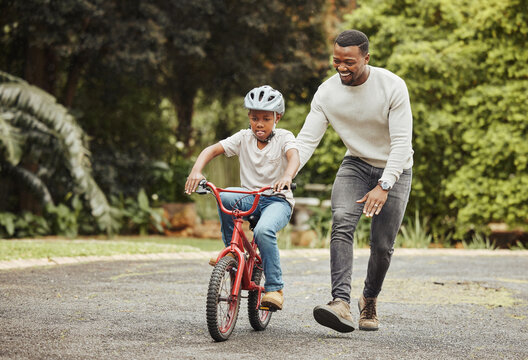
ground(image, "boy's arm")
xmin=273 ymin=148 xmax=300 ymax=192
xmin=184 ymin=143 xmax=225 ymax=194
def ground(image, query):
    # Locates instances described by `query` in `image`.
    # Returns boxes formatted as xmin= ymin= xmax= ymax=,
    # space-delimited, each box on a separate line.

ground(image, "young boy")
xmin=185 ymin=85 xmax=299 ymax=310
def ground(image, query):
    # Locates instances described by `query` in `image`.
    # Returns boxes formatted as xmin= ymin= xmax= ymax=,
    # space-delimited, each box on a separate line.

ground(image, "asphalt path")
xmin=1 ymin=249 xmax=527 ymax=360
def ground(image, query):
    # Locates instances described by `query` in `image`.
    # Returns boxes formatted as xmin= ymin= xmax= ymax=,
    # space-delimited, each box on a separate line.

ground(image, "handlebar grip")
xmin=286 ymin=183 xmax=296 ymax=191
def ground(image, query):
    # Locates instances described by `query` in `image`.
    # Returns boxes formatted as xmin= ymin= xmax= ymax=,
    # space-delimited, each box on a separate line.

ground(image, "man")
xmin=296 ymin=29 xmax=413 ymax=332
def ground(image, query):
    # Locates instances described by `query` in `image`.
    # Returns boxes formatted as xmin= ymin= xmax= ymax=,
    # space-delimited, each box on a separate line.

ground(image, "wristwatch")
xmin=379 ymin=181 xmax=391 ymax=191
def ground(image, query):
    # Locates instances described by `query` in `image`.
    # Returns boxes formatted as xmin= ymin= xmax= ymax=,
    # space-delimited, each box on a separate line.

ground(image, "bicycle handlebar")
xmin=196 ymin=179 xmax=296 ymax=217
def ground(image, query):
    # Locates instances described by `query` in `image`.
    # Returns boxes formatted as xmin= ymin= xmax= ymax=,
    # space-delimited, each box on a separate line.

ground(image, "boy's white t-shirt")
xmin=220 ymin=128 xmax=297 ymax=208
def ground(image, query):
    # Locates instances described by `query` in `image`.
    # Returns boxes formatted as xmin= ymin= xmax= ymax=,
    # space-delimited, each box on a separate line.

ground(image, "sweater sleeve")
xmin=378 ymin=79 xmax=413 ymax=186
xmin=295 ymin=91 xmax=329 ymax=170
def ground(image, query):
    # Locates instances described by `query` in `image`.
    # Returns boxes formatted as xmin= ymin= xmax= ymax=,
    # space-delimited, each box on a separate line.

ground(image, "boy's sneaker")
xmin=261 ymin=289 xmax=284 ymax=310
xmin=358 ymin=295 xmax=379 ymax=331
xmin=208 ymin=252 xmax=235 ymax=266
xmin=313 ymin=298 xmax=355 ymax=333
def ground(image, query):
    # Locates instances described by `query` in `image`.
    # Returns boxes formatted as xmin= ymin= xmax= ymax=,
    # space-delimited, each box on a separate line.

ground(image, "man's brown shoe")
xmin=209 ymin=252 xmax=235 ymax=266
xmin=313 ymin=298 xmax=355 ymax=333
xmin=261 ymin=289 xmax=284 ymax=310
xmin=358 ymin=295 xmax=379 ymax=331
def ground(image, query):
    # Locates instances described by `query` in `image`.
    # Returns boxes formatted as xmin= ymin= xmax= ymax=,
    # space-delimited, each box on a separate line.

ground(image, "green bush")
xmin=396 ymin=210 xmax=433 ymax=249
xmin=148 ymin=156 xmax=193 ymax=204
xmin=113 ymin=189 xmax=167 ymax=236
xmin=307 ymin=206 xmax=333 ymax=247
xmin=0 ymin=212 xmax=17 ymax=237
xmin=462 ymin=233 xmax=496 ymax=250
xmin=0 ymin=189 xmax=170 ymax=238
xmin=0 ymin=211 xmax=50 ymax=238
xmin=45 ymin=203 xmax=78 ymax=238
xmin=330 ymin=0 xmax=528 ymax=239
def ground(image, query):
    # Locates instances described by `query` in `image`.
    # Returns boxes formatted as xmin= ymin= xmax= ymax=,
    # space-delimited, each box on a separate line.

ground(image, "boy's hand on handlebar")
xmin=185 ymin=171 xmax=205 ymax=195
xmin=273 ymin=175 xmax=293 ymax=192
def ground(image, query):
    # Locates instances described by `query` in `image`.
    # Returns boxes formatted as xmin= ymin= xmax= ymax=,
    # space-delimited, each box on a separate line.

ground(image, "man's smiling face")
xmin=333 ymin=43 xmax=370 ymax=86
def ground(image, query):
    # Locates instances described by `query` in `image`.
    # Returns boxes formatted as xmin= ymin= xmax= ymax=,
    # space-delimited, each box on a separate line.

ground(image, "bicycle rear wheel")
xmin=206 ymin=256 xmax=240 ymax=341
xmin=247 ymin=264 xmax=272 ymax=331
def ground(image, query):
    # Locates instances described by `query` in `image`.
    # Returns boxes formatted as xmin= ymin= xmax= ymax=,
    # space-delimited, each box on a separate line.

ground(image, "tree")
xmin=0 ymin=0 xmax=165 ymax=105
xmin=0 ymin=0 xmax=351 ymax=215
xmin=0 ymin=71 xmax=119 ymax=234
xmin=334 ymin=0 xmax=528 ymax=237
xmin=156 ymin=0 xmax=337 ymax=147
xmin=0 ymin=0 xmax=172 ymax=207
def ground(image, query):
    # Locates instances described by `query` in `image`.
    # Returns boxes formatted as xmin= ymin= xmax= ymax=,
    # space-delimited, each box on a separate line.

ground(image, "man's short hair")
xmin=335 ymin=30 xmax=369 ymax=55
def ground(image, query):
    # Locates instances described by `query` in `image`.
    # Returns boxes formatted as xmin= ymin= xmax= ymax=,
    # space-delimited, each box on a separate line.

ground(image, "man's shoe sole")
xmin=313 ymin=306 xmax=355 ymax=333
xmin=358 ymin=325 xmax=379 ymax=331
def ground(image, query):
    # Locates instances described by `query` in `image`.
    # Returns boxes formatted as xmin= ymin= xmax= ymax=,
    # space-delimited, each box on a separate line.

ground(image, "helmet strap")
xmin=253 ymin=131 xmax=275 ymax=144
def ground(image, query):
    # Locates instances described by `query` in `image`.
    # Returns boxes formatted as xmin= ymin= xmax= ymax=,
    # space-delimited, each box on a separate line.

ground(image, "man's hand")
xmin=356 ymin=185 xmax=388 ymax=218
xmin=273 ymin=174 xmax=293 ymax=192
xmin=185 ymin=171 xmax=205 ymax=195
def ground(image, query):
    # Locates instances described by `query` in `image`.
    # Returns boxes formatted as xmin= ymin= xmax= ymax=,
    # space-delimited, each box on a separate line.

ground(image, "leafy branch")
xmin=0 ymin=70 xmax=119 ymax=234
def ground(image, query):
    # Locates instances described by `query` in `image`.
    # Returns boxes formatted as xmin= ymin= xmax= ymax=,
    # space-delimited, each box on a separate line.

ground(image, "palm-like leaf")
xmin=0 ymin=161 xmax=54 ymax=206
xmin=0 ymin=112 xmax=23 ymax=165
xmin=0 ymin=70 xmax=119 ymax=234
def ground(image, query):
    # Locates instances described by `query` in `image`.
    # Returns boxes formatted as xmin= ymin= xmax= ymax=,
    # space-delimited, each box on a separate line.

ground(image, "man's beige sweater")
xmin=296 ymin=66 xmax=414 ymax=187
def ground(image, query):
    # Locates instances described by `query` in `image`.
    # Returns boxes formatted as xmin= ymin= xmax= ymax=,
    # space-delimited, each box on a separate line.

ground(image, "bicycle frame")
xmin=200 ymin=181 xmax=272 ymax=304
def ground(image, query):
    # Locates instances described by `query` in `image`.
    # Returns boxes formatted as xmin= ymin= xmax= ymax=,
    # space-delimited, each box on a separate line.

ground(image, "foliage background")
xmin=0 ymin=0 xmax=526 ymax=243
xmin=303 ymin=0 xmax=528 ymax=242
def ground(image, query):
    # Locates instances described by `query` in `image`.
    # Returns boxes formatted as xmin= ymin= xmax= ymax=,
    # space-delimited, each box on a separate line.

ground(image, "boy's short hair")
xmin=335 ymin=30 xmax=369 ymax=55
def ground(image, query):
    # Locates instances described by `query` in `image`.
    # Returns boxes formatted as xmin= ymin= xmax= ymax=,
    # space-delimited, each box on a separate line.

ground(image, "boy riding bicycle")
xmin=185 ymin=85 xmax=300 ymax=310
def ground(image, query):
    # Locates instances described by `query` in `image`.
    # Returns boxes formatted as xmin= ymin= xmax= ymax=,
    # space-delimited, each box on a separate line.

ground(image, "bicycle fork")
xmin=226 ymin=219 xmax=268 ymax=310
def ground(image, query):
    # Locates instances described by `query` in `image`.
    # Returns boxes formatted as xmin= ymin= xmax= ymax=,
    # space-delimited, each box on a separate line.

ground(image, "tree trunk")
xmin=24 ymin=46 xmax=46 ymax=88
xmin=21 ymin=43 xmax=57 ymax=214
xmin=62 ymin=16 xmax=92 ymax=108
xmin=24 ymin=45 xmax=57 ymax=96
xmin=62 ymin=54 xmax=85 ymax=108
xmin=173 ymin=86 xmax=197 ymax=152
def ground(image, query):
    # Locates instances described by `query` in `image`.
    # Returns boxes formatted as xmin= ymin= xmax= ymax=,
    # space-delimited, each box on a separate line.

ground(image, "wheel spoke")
xmin=207 ymin=257 xmax=240 ymax=341
xmin=217 ymin=264 xmax=236 ymax=330
xmin=247 ymin=263 xmax=271 ymax=331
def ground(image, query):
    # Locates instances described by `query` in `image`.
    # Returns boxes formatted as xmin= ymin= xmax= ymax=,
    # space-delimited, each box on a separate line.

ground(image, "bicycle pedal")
xmin=259 ymin=305 xmax=277 ymax=312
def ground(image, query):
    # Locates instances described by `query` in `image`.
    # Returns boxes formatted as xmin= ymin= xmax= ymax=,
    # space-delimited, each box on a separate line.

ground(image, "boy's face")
xmin=248 ymin=110 xmax=281 ymax=141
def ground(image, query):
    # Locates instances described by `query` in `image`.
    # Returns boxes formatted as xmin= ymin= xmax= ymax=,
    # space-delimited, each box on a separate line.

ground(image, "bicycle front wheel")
xmin=247 ymin=264 xmax=272 ymax=331
xmin=206 ymin=256 xmax=240 ymax=341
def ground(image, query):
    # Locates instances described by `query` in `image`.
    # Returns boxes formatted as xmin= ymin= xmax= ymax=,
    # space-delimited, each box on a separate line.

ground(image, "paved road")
xmin=1 ymin=249 xmax=527 ymax=359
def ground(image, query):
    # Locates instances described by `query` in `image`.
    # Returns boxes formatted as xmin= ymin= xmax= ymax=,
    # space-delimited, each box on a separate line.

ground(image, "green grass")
xmin=0 ymin=236 xmax=224 ymax=261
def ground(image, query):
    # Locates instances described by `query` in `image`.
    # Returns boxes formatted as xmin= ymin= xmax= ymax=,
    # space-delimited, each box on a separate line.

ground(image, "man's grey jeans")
xmin=330 ymin=156 xmax=412 ymax=302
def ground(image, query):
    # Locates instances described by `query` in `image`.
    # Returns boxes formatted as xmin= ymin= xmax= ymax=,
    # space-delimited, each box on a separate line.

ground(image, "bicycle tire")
xmin=247 ymin=264 xmax=272 ymax=331
xmin=206 ymin=256 xmax=241 ymax=341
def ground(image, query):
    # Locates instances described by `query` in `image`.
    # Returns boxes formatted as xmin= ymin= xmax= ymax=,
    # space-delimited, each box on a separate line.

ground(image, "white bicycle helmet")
xmin=244 ymin=85 xmax=285 ymax=115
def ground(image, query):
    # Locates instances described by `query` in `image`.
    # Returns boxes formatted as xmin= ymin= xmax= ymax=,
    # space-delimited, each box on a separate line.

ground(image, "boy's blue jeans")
xmin=217 ymin=188 xmax=291 ymax=292
xmin=331 ymin=156 xmax=412 ymax=302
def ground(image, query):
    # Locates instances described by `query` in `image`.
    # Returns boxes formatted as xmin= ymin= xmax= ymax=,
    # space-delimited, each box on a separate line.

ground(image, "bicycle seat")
xmin=248 ymin=215 xmax=260 ymax=231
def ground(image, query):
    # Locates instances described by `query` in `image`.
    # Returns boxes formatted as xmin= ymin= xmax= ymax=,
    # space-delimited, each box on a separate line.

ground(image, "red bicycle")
xmin=196 ymin=179 xmax=294 ymax=342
